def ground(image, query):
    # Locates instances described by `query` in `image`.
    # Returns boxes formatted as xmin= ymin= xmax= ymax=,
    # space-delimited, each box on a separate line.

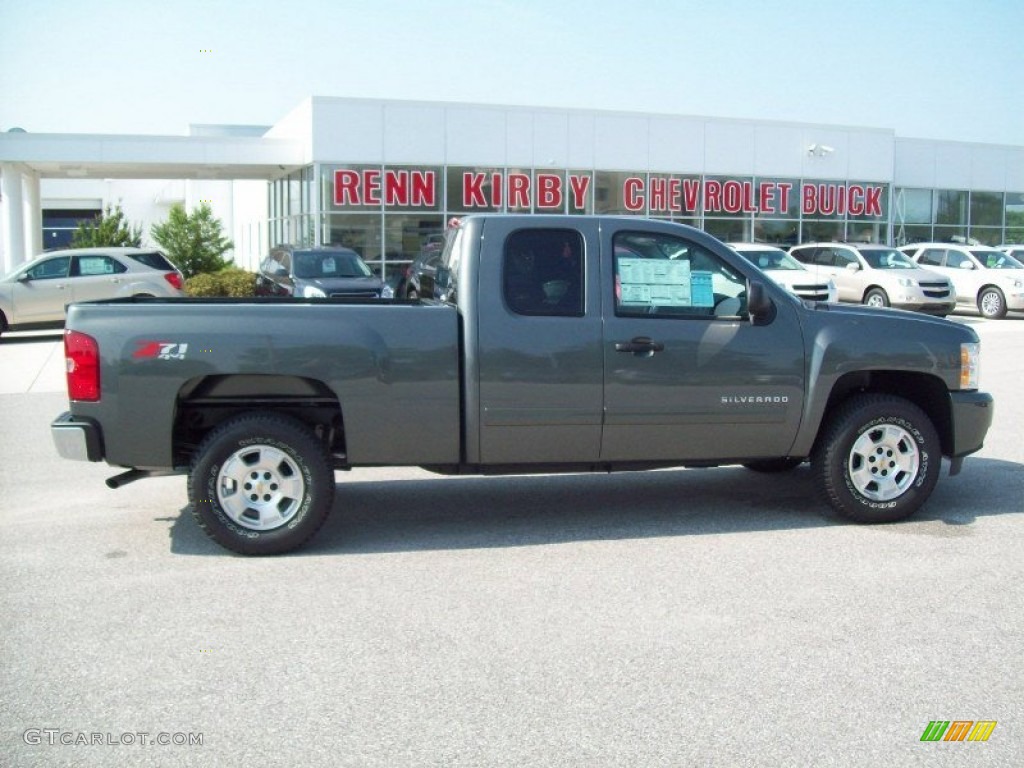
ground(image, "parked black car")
xmin=397 ymin=248 xmax=444 ymax=299
xmin=256 ymin=246 xmax=390 ymax=299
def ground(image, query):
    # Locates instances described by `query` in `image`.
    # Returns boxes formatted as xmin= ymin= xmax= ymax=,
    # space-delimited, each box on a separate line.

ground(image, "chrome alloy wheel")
xmin=847 ymin=424 xmax=920 ymax=501
xmin=216 ymin=444 xmax=306 ymax=530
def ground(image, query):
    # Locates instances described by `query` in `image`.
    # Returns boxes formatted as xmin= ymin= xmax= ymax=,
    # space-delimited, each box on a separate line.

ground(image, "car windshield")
xmin=860 ymin=248 xmax=917 ymax=269
xmin=973 ymin=250 xmax=1024 ymax=269
xmin=293 ymin=251 xmax=372 ymax=279
xmin=733 ymin=247 xmax=804 ymax=271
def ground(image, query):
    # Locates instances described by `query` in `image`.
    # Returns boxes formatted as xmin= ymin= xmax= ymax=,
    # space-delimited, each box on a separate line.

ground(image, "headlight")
xmin=897 ymin=277 xmax=915 ymax=287
xmin=960 ymin=342 xmax=980 ymax=390
xmin=381 ymin=284 xmax=394 ymax=299
xmin=302 ymin=285 xmax=326 ymax=298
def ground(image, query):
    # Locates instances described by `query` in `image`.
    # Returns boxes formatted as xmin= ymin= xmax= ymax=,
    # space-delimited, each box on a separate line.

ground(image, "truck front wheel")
xmin=189 ymin=413 xmax=334 ymax=555
xmin=813 ymin=395 xmax=940 ymax=524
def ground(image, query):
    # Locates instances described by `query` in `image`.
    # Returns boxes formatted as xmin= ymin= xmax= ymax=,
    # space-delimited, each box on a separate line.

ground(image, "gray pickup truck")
xmin=51 ymin=215 xmax=994 ymax=554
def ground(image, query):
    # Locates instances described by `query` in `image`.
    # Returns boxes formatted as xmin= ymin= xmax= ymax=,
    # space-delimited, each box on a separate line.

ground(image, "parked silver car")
xmin=900 ymin=242 xmax=1024 ymax=319
xmin=0 ymin=247 xmax=184 ymax=336
xmin=727 ymin=242 xmax=837 ymax=303
xmin=789 ymin=243 xmax=955 ymax=315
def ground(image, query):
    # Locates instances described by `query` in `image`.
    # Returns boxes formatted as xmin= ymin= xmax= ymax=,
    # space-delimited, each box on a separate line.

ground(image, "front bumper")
xmin=51 ymin=412 xmax=104 ymax=462
xmin=948 ymin=390 xmax=994 ymax=460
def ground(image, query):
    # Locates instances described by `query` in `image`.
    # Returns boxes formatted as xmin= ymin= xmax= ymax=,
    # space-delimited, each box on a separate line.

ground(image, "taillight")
xmin=65 ymin=330 xmax=100 ymax=401
xmin=164 ymin=272 xmax=183 ymax=291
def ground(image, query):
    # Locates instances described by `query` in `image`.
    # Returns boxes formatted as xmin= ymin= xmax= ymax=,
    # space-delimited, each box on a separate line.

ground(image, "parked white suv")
xmin=727 ymin=243 xmax=837 ymax=302
xmin=0 ymin=247 xmax=184 ymax=337
xmin=789 ymin=243 xmax=955 ymax=315
xmin=998 ymin=244 xmax=1024 ymax=262
xmin=900 ymin=242 xmax=1024 ymax=319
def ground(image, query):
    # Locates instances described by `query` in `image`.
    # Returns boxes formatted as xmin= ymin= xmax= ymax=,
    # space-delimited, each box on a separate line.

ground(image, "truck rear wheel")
xmin=189 ymin=413 xmax=334 ymax=555
xmin=812 ymin=394 xmax=940 ymax=524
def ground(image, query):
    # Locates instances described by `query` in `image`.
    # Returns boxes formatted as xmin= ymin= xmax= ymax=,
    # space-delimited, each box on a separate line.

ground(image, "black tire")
xmin=812 ymin=394 xmax=940 ymax=524
xmin=977 ymin=287 xmax=1007 ymax=319
xmin=189 ymin=413 xmax=334 ymax=555
xmin=863 ymin=288 xmax=889 ymax=308
xmin=743 ymin=458 xmax=803 ymax=473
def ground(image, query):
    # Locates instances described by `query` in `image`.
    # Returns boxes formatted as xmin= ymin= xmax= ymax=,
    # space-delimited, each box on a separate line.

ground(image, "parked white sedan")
xmin=0 ymin=247 xmax=184 ymax=336
xmin=900 ymin=242 xmax=1024 ymax=319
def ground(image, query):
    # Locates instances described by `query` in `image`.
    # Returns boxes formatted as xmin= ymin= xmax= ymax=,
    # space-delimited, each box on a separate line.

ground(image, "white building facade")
xmin=2 ymin=97 xmax=1023 ymax=279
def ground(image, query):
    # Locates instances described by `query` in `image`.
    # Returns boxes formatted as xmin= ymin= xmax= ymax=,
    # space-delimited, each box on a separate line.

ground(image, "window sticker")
xmin=617 ymin=258 xmax=714 ymax=308
xmin=321 ymin=257 xmax=336 ymax=274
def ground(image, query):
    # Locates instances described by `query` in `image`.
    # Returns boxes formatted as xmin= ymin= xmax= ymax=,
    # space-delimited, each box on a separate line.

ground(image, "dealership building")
xmin=2 ymin=96 xmax=1023 ymax=278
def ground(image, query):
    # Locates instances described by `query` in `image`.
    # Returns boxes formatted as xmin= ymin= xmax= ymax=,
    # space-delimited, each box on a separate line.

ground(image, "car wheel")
xmin=863 ymin=288 xmax=889 ymax=308
xmin=188 ymin=413 xmax=334 ymax=555
xmin=407 ymin=288 xmax=419 ymax=300
xmin=812 ymin=394 xmax=940 ymax=524
xmin=743 ymin=458 xmax=803 ymax=473
xmin=977 ymin=287 xmax=1007 ymax=319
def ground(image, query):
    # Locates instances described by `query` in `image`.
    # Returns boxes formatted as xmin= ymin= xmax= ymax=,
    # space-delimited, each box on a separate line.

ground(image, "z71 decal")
xmin=133 ymin=341 xmax=189 ymax=361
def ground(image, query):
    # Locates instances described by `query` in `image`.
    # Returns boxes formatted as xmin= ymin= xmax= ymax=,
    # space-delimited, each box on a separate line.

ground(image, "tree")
xmin=150 ymin=203 xmax=234 ymax=278
xmin=71 ymin=203 xmax=143 ymax=248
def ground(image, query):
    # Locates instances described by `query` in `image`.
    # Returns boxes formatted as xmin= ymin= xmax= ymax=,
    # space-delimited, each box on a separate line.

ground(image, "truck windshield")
xmin=293 ymin=251 xmax=372 ymax=279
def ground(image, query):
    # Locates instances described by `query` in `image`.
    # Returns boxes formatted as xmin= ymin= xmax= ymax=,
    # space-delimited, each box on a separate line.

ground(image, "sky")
xmin=1 ymin=0 xmax=1022 ymax=146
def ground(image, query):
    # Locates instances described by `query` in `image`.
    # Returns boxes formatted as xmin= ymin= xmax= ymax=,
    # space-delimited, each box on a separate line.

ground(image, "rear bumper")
xmin=948 ymin=390 xmax=994 ymax=459
xmin=51 ymin=412 xmax=104 ymax=462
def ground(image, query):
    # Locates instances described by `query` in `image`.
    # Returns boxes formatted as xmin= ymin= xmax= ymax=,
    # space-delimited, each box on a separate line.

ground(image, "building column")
xmin=24 ymin=169 xmax=42 ymax=257
xmin=1 ymin=163 xmax=26 ymax=274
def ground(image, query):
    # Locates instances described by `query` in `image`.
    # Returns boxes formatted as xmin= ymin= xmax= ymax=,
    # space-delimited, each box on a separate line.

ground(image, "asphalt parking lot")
xmin=1 ymin=315 xmax=1022 ymax=767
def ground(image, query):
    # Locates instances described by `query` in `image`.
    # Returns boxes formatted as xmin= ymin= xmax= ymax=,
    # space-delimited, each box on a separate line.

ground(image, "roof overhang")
xmin=0 ymin=131 xmax=308 ymax=180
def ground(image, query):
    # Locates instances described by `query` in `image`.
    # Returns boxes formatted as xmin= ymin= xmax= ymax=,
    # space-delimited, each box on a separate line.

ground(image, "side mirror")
xmin=747 ymin=280 xmax=776 ymax=326
xmin=845 ymin=262 xmax=861 ymax=272
xmin=959 ymin=261 xmax=975 ymax=270
xmin=17 ymin=272 xmax=31 ymax=282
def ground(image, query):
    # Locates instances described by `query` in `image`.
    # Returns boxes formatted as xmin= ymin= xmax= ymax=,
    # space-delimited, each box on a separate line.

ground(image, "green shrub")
xmin=218 ymin=269 xmax=257 ymax=297
xmin=184 ymin=269 xmax=257 ymax=297
xmin=184 ymin=273 xmax=221 ymax=297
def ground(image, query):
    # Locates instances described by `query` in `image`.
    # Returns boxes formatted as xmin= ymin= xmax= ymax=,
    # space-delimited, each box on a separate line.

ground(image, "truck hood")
xmin=811 ymin=300 xmax=977 ymax=339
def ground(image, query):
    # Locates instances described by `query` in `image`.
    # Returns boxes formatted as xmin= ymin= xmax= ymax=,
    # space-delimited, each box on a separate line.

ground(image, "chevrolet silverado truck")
xmin=51 ymin=215 xmax=994 ymax=555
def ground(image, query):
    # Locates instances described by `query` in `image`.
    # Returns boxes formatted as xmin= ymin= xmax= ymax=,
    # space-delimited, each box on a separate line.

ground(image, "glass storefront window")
xmin=594 ymin=171 xmax=646 ymax=215
xmin=703 ymin=176 xmax=753 ymax=219
xmin=322 ymin=165 xmax=384 ymax=212
xmin=446 ymin=166 xmax=503 ymax=214
xmin=1006 ymin=193 xmax=1024 ymax=243
xmin=384 ymin=213 xmax=446 ymax=262
xmin=933 ymin=224 xmax=967 ymax=243
xmin=935 ymin=190 xmax=968 ymax=226
xmin=753 ymin=178 xmax=799 ymax=221
xmin=567 ymin=170 xmax=594 ymax=215
xmin=324 ymin=214 xmax=383 ymax=271
xmin=894 ymin=187 xmax=932 ymax=225
xmin=752 ymin=219 xmax=799 ymax=246
xmin=801 ymin=220 xmax=844 ymax=242
xmin=847 ymin=181 xmax=888 ymax=224
xmin=970 ymin=191 xmax=1003 ymax=227
xmin=703 ymin=218 xmax=750 ymax=242
xmin=969 ymin=228 xmax=1002 ymax=246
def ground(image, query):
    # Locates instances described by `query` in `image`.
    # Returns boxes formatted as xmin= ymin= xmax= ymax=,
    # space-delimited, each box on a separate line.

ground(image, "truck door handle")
xmin=615 ymin=337 xmax=664 ymax=355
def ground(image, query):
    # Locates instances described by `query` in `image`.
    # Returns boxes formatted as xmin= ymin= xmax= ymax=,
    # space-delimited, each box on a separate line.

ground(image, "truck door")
xmin=601 ymin=226 xmax=806 ymax=462
xmin=474 ymin=219 xmax=604 ymax=464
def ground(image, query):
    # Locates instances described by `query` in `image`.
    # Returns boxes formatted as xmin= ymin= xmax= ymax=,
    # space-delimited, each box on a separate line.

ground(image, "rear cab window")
xmin=502 ymin=229 xmax=584 ymax=317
